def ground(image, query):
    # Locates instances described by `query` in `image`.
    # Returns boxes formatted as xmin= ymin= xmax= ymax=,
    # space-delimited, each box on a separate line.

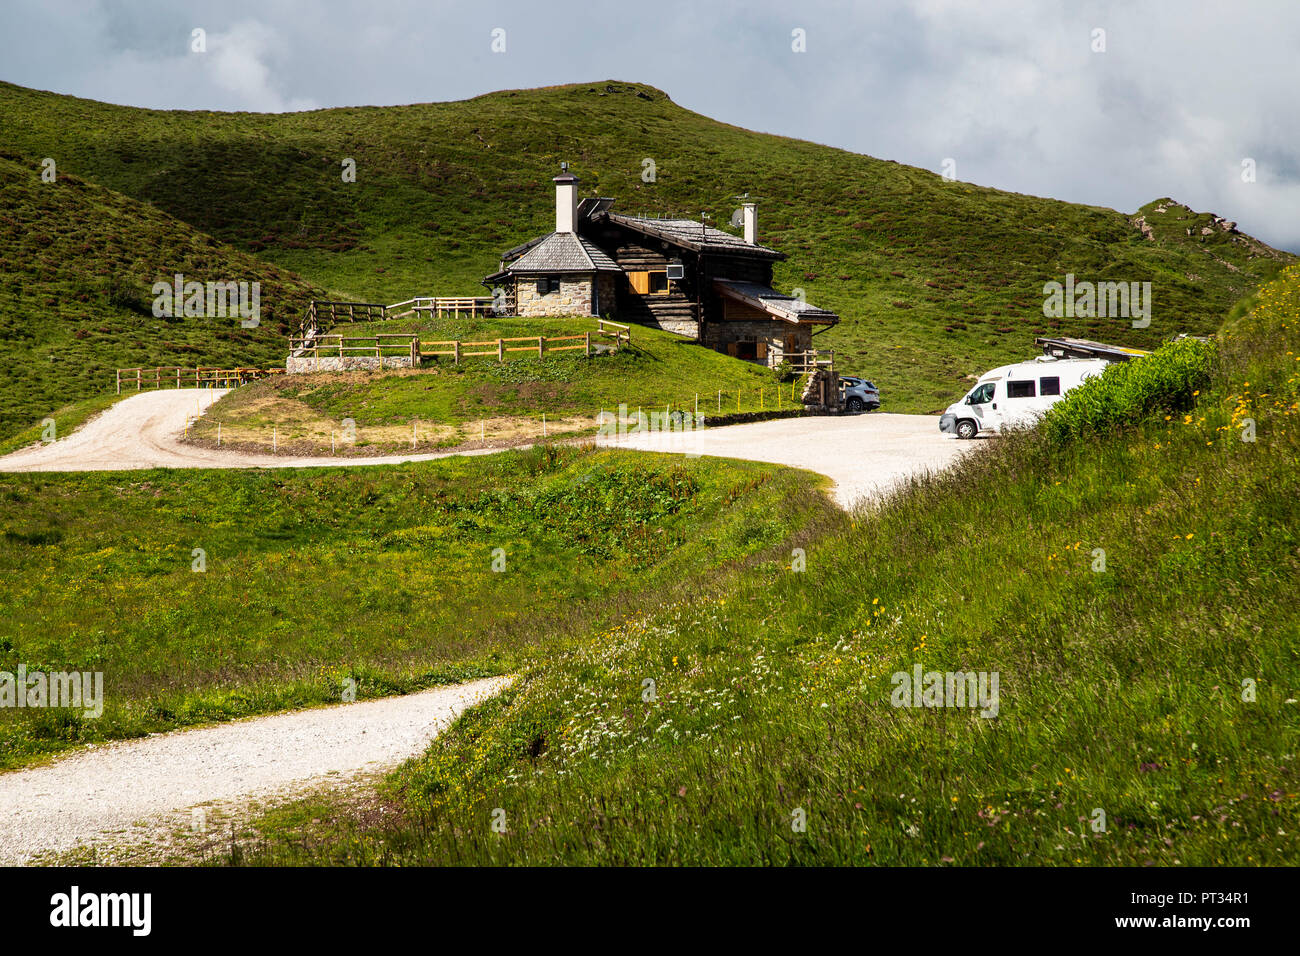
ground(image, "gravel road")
xmin=0 ymin=388 xmax=505 ymax=472
xmin=597 ymin=412 xmax=971 ymax=508
xmin=1 ymin=390 xmax=972 ymax=510
xmin=0 ymin=676 xmax=511 ymax=865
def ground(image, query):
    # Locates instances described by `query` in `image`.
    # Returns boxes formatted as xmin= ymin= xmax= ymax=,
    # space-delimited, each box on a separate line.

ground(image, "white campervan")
xmin=939 ymin=357 xmax=1108 ymax=439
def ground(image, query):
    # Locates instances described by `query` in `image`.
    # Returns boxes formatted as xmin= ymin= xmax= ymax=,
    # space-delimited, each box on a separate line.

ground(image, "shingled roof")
xmin=600 ymin=212 xmax=785 ymax=260
xmin=501 ymin=232 xmax=622 ymax=274
xmin=713 ymin=279 xmax=838 ymax=324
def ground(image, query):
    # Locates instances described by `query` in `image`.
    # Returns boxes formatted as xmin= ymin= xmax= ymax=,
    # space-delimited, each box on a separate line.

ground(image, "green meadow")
xmin=205 ymin=264 xmax=1300 ymax=866
xmin=0 ymin=448 xmax=830 ymax=770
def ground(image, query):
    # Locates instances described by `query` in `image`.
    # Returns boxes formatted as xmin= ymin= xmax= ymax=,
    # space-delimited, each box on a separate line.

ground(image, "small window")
xmin=1007 ymin=380 xmax=1036 ymax=399
xmin=537 ymin=276 xmax=561 ymax=295
xmin=628 ymin=270 xmax=670 ymax=295
xmin=1039 ymin=376 xmax=1061 ymax=396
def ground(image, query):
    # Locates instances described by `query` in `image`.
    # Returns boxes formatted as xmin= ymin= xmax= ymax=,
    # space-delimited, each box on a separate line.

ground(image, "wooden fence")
xmin=786 ymin=349 xmax=834 ymax=373
xmin=290 ymin=326 xmax=624 ymax=365
xmin=420 ymin=332 xmax=593 ymax=362
xmin=386 ymin=296 xmax=495 ymax=320
xmin=300 ymin=300 xmax=387 ymax=336
xmin=596 ymin=318 xmax=631 ymax=347
xmin=288 ymin=334 xmax=421 ymax=360
xmin=116 ymin=366 xmax=284 ymax=393
xmin=298 ymin=296 xmax=495 ymax=337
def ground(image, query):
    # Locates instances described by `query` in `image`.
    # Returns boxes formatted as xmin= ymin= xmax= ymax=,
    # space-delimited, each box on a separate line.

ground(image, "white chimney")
xmin=554 ymin=163 xmax=579 ymax=233
xmin=742 ymin=202 xmax=757 ymax=244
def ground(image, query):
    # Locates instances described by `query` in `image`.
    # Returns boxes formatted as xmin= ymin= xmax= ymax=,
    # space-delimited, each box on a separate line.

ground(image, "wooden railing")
xmin=289 ymin=330 xmax=602 ymax=365
xmin=786 ymin=349 xmax=834 ymax=373
xmin=386 ymin=296 xmax=495 ymax=320
xmin=421 ymin=333 xmax=592 ymax=363
xmin=298 ymin=296 xmax=496 ymax=336
xmin=288 ymin=334 xmax=420 ymax=360
xmin=116 ymin=366 xmax=283 ymax=393
xmin=299 ymin=300 xmax=387 ymax=336
xmin=596 ymin=318 xmax=632 ymax=346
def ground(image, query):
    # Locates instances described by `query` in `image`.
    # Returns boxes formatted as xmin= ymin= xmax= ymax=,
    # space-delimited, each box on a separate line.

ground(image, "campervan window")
xmin=967 ymin=383 xmax=995 ymax=404
xmin=1039 ymin=376 xmax=1061 ymax=396
xmin=1007 ymin=381 xmax=1036 ymax=399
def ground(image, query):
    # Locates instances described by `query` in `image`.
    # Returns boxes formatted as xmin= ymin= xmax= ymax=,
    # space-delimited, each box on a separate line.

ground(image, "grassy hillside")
xmin=198 ymin=264 xmax=1300 ymax=867
xmin=0 ymin=447 xmax=829 ymax=771
xmin=0 ymin=149 xmax=324 ymax=439
xmin=1 ymin=80 xmax=1291 ymax=414
xmin=190 ymin=317 xmax=807 ymax=454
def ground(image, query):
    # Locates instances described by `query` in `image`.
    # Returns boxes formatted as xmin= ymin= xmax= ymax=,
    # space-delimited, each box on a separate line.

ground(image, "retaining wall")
xmin=286 ymin=355 xmax=418 ymax=374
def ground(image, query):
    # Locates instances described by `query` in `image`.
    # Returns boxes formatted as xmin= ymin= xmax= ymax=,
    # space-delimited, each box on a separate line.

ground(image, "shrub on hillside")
xmin=1041 ymin=337 xmax=1215 ymax=444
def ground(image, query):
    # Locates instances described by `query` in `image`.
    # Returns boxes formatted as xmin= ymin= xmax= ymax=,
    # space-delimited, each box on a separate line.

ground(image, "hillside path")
xmin=0 ymin=676 xmax=511 ymax=865
xmin=0 ymin=390 xmax=972 ymax=509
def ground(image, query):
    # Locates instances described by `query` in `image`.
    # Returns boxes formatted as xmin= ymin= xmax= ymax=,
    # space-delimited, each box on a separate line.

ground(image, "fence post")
xmin=137 ymin=369 xmax=142 ymax=391
xmin=116 ymin=370 xmax=121 ymax=395
xmin=585 ymin=331 xmax=591 ymax=357
xmin=498 ymin=338 xmax=504 ymax=362
xmin=539 ymin=336 xmax=545 ymax=358
xmin=454 ymin=340 xmax=460 ymax=364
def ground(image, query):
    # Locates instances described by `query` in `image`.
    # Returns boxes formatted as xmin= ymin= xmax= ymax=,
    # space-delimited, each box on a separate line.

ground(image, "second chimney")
xmin=554 ymin=163 xmax=579 ymax=234
xmin=742 ymin=202 xmax=757 ymax=244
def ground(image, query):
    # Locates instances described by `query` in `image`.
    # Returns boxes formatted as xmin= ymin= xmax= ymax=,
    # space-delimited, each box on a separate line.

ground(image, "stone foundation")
xmin=702 ymin=320 xmax=813 ymax=367
xmin=630 ymin=316 xmax=698 ymax=337
xmin=287 ymin=355 xmax=418 ymax=374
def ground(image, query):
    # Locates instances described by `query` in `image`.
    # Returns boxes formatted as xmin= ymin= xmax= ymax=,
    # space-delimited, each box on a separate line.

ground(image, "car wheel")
xmin=845 ymin=396 xmax=864 ymax=413
xmin=956 ymin=419 xmax=979 ymax=440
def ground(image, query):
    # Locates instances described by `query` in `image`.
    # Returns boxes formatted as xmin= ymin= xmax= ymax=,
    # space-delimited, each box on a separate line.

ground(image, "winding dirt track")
xmin=0 ymin=677 xmax=511 ymax=865
xmin=0 ymin=388 xmax=505 ymax=472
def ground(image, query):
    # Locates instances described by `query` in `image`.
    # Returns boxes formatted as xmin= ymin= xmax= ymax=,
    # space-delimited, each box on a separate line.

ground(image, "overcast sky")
xmin=3 ymin=0 xmax=1297 ymax=250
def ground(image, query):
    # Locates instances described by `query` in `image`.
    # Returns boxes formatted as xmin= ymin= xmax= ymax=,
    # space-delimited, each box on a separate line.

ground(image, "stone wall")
xmin=287 ymin=355 xmax=417 ymax=374
xmin=634 ymin=316 xmax=699 ymax=337
xmin=595 ymin=273 xmax=618 ymax=317
xmin=516 ymin=275 xmax=595 ymax=316
xmin=701 ymin=320 xmax=812 ymax=367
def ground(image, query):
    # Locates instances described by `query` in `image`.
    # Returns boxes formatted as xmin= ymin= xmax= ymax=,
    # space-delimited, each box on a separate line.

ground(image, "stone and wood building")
xmin=483 ymin=165 xmax=838 ymax=366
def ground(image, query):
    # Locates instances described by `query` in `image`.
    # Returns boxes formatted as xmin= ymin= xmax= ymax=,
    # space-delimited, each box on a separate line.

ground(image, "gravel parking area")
xmin=598 ymin=412 xmax=972 ymax=508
